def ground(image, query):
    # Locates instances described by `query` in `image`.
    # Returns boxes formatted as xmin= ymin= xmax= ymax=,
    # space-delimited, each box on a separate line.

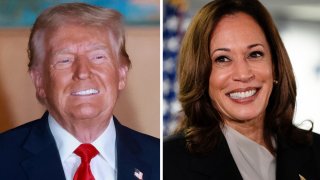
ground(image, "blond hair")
xmin=28 ymin=2 xmax=131 ymax=71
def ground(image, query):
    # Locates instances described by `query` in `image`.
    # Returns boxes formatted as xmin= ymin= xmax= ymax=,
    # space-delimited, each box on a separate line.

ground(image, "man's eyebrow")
xmin=52 ymin=44 xmax=110 ymax=55
xmin=87 ymin=44 xmax=108 ymax=51
xmin=53 ymin=48 xmax=72 ymax=55
xmin=88 ymin=44 xmax=114 ymax=56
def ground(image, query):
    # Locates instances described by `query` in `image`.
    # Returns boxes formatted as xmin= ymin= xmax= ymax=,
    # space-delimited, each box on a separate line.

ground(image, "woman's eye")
xmin=215 ymin=56 xmax=230 ymax=63
xmin=249 ymin=51 xmax=264 ymax=58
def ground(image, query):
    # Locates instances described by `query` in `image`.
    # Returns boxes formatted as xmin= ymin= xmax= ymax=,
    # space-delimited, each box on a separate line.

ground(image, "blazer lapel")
xmin=21 ymin=113 xmax=66 ymax=180
xmin=114 ymin=118 xmax=151 ymax=180
xmin=276 ymin=136 xmax=312 ymax=180
xmin=187 ymin=135 xmax=243 ymax=180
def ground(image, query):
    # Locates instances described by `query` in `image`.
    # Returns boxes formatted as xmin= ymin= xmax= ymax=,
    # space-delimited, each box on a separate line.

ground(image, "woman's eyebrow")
xmin=248 ymin=43 xmax=264 ymax=49
xmin=210 ymin=48 xmax=230 ymax=57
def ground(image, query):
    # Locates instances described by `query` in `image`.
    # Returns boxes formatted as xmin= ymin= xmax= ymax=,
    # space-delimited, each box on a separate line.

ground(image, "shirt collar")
xmin=48 ymin=114 xmax=116 ymax=170
xmin=222 ymin=125 xmax=274 ymax=158
xmin=92 ymin=117 xmax=116 ymax=170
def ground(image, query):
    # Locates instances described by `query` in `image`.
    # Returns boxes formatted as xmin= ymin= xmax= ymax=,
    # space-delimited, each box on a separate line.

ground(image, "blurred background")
xmin=163 ymin=0 xmax=320 ymax=135
xmin=0 ymin=0 xmax=160 ymax=138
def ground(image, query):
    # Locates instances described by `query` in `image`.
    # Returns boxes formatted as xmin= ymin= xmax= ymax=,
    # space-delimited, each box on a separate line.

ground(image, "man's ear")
xmin=118 ymin=65 xmax=129 ymax=90
xmin=29 ymin=69 xmax=46 ymax=99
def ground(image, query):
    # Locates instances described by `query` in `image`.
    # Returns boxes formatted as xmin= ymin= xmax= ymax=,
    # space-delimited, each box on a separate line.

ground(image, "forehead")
xmin=44 ymin=24 xmax=115 ymax=54
xmin=211 ymin=12 xmax=267 ymax=45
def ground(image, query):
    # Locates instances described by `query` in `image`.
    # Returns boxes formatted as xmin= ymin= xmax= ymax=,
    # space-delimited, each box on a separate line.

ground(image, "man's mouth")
xmin=228 ymin=88 xmax=259 ymax=100
xmin=71 ymin=89 xmax=99 ymax=96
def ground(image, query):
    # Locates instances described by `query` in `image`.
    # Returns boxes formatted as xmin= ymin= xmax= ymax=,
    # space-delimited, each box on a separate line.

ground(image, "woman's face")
xmin=209 ymin=12 xmax=274 ymax=125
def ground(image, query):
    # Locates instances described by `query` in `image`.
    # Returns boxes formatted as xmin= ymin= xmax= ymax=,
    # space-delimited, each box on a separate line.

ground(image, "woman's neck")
xmin=224 ymin=117 xmax=266 ymax=148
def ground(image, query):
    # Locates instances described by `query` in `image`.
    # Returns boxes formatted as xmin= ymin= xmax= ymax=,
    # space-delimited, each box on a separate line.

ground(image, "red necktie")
xmin=73 ymin=144 xmax=99 ymax=180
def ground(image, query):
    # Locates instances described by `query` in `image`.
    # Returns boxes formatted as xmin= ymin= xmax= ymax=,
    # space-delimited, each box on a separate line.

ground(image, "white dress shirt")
xmin=222 ymin=125 xmax=276 ymax=180
xmin=48 ymin=114 xmax=117 ymax=180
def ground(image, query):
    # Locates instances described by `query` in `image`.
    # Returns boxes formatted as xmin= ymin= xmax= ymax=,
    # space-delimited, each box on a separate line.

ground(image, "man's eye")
xmin=59 ymin=59 xmax=71 ymax=63
xmin=215 ymin=56 xmax=230 ymax=63
xmin=95 ymin=55 xmax=105 ymax=60
xmin=91 ymin=55 xmax=107 ymax=64
xmin=249 ymin=51 xmax=264 ymax=58
xmin=53 ymin=58 xmax=73 ymax=69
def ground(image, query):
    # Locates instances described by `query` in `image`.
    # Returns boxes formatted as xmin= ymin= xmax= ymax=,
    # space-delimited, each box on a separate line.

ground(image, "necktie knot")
xmin=74 ymin=144 xmax=99 ymax=162
xmin=73 ymin=144 xmax=99 ymax=180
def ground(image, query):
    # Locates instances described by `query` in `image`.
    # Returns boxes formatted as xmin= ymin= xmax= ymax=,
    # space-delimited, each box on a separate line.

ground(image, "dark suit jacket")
xmin=0 ymin=112 xmax=160 ymax=180
xmin=164 ymin=132 xmax=320 ymax=180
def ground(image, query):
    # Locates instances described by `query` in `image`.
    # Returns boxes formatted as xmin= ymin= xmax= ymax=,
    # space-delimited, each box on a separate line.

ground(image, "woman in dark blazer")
xmin=163 ymin=0 xmax=320 ymax=179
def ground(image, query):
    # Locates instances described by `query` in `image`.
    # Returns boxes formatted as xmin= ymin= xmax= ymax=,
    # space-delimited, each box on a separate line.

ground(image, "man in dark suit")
xmin=0 ymin=3 xmax=159 ymax=180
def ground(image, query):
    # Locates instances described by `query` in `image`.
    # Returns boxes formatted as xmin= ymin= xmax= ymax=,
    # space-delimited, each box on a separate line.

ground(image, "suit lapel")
xmin=187 ymin=134 xmax=243 ymax=180
xmin=276 ymin=135 xmax=312 ymax=180
xmin=114 ymin=118 xmax=151 ymax=180
xmin=21 ymin=112 xmax=66 ymax=180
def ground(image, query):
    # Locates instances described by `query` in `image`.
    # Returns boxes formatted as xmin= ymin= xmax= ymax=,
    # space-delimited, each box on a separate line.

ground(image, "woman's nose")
xmin=232 ymin=59 xmax=254 ymax=82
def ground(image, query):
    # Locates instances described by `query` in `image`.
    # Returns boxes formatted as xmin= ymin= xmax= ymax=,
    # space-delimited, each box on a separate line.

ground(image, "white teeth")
xmin=229 ymin=89 xmax=256 ymax=99
xmin=72 ymin=89 xmax=99 ymax=96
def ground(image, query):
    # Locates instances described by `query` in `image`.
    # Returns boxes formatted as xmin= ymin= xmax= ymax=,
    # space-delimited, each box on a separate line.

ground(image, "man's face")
xmin=32 ymin=24 xmax=127 ymax=125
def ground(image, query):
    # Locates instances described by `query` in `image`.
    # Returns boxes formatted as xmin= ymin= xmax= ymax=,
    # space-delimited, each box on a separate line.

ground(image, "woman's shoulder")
xmin=164 ymin=133 xmax=192 ymax=163
xmin=312 ymin=131 xmax=320 ymax=138
xmin=163 ymin=133 xmax=191 ymax=178
xmin=164 ymin=133 xmax=187 ymax=152
xmin=283 ymin=131 xmax=320 ymax=158
xmin=312 ymin=132 xmax=320 ymax=148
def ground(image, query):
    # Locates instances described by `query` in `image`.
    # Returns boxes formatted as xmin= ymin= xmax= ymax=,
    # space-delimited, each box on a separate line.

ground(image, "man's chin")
xmin=69 ymin=106 xmax=102 ymax=120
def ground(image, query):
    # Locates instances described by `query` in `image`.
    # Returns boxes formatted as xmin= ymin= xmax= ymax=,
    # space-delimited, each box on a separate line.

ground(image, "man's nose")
xmin=232 ymin=59 xmax=254 ymax=82
xmin=72 ymin=57 xmax=92 ymax=80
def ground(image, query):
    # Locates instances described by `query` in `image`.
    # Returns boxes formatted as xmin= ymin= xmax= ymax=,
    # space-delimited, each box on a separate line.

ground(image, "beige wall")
xmin=0 ymin=27 xmax=160 ymax=138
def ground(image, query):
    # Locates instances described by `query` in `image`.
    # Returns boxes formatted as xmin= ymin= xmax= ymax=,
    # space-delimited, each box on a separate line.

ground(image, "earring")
xmin=273 ymin=80 xmax=279 ymax=84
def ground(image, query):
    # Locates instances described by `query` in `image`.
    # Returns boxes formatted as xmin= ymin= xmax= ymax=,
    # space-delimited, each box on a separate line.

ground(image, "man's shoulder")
xmin=0 ymin=118 xmax=45 ymax=170
xmin=115 ymin=120 xmax=159 ymax=148
xmin=0 ymin=118 xmax=44 ymax=145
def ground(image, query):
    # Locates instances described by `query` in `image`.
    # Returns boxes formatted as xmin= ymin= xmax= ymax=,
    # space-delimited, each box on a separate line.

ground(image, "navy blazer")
xmin=0 ymin=112 xmax=160 ymax=180
xmin=164 ymin=133 xmax=320 ymax=180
